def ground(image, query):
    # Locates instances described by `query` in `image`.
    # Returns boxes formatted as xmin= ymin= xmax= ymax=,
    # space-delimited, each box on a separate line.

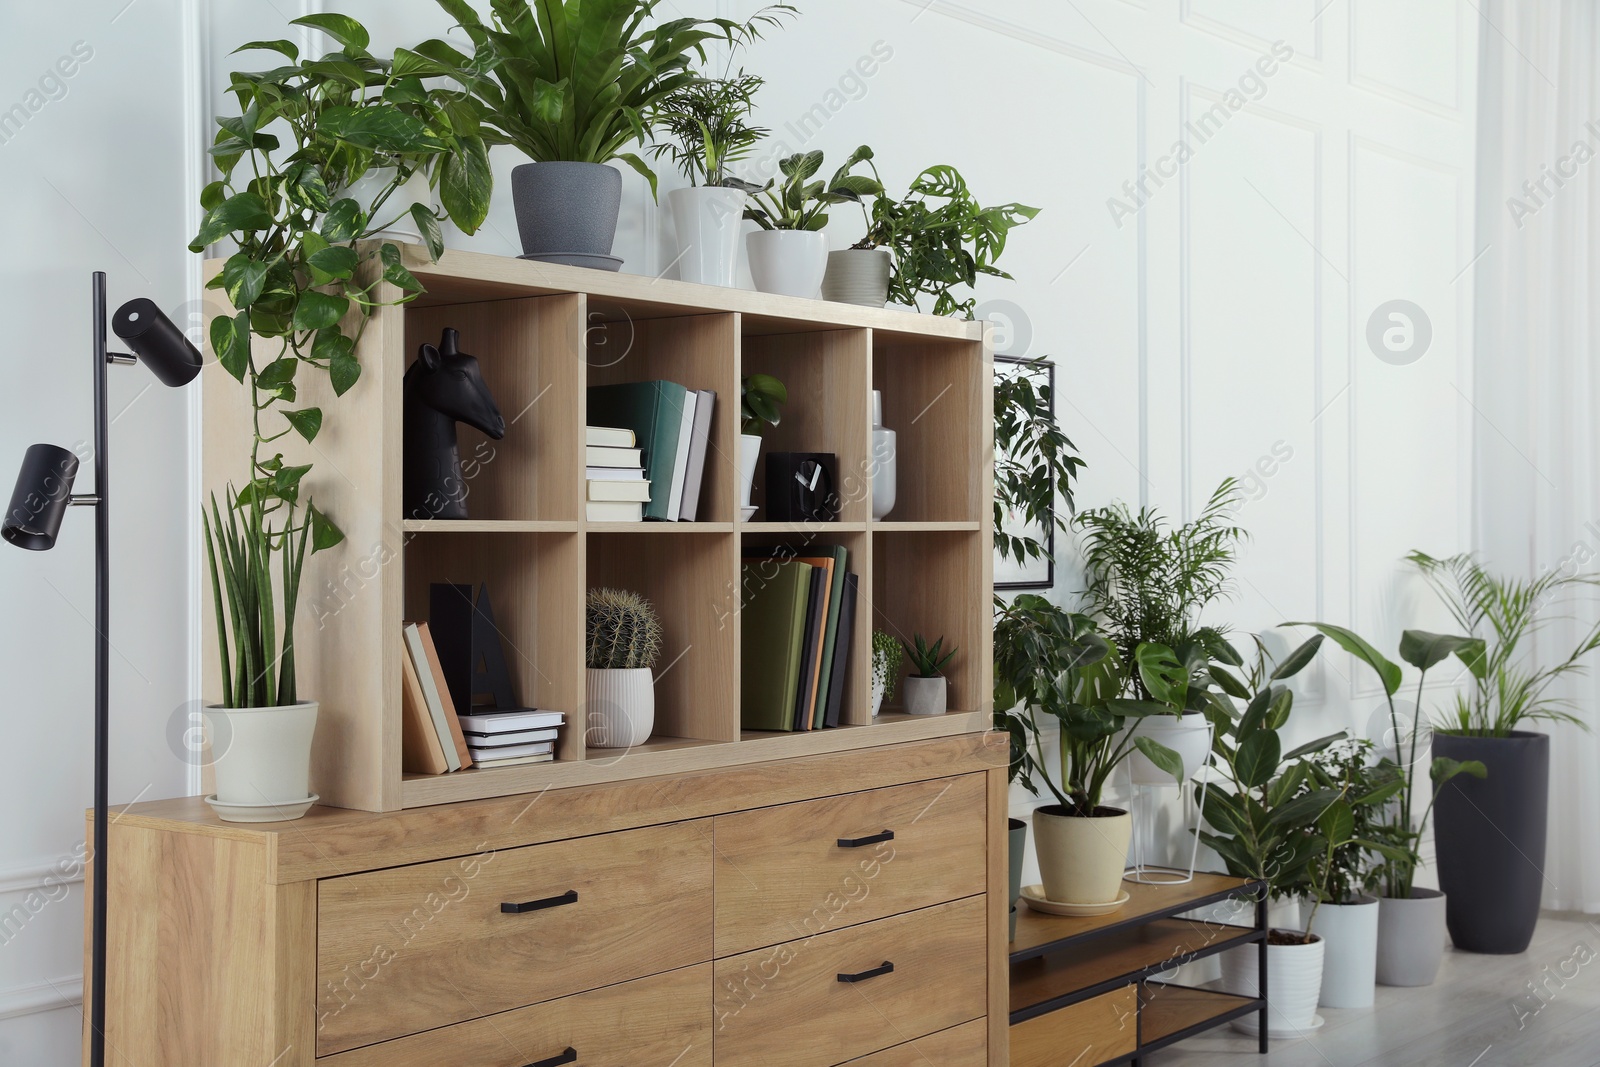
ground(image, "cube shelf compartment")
xmin=202 ymin=246 xmax=993 ymax=811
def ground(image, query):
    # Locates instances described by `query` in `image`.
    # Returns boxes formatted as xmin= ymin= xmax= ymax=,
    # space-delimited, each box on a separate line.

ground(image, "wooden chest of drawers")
xmin=92 ymin=734 xmax=1008 ymax=1066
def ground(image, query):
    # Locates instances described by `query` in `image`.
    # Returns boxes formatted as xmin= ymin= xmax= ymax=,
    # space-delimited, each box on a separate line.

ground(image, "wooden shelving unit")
xmin=1008 ymin=873 xmax=1269 ymax=1066
xmin=202 ymin=246 xmax=994 ymax=812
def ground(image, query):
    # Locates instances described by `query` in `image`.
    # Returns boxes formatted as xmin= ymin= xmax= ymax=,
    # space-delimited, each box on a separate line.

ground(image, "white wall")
xmin=0 ymin=1 xmax=1478 ymax=1062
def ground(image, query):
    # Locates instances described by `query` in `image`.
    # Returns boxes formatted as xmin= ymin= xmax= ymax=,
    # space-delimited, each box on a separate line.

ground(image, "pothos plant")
xmin=194 ymin=14 xmax=491 ymax=709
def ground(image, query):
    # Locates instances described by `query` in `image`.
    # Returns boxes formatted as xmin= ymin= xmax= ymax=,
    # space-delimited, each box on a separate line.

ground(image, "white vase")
xmin=1309 ymin=895 xmax=1379 ymax=1008
xmin=1376 ymin=888 xmax=1447 ymax=987
xmin=203 ymin=701 xmax=318 ymax=812
xmin=668 ymin=186 xmax=747 ymax=286
xmin=871 ymin=677 xmax=886 ymax=717
xmin=1126 ymin=714 xmax=1212 ymax=785
xmin=1220 ymin=932 xmax=1325 ymax=1035
xmin=747 ymin=230 xmax=828 ymax=298
xmin=902 ymin=675 xmax=946 ymax=716
xmin=338 ymin=167 xmax=434 ymax=242
xmin=870 ymin=390 xmax=896 ymax=520
xmin=1032 ymin=805 xmax=1131 ymax=904
xmin=585 ymin=667 xmax=655 ymax=749
xmin=740 ymin=433 xmax=763 ymax=510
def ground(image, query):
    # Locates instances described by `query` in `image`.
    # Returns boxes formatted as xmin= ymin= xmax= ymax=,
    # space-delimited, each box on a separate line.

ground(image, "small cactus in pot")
xmin=586 ymin=588 xmax=663 ymax=748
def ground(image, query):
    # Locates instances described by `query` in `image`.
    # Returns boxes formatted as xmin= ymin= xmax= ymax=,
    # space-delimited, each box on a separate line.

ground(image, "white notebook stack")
xmin=459 ymin=708 xmax=567 ymax=768
xmin=585 ymin=425 xmax=649 ymax=522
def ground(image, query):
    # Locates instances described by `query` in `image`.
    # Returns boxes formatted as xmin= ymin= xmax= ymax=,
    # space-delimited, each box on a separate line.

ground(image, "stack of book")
xmin=585 ymin=425 xmax=650 ymax=522
xmin=588 ymin=381 xmax=716 ymax=521
xmin=738 ymin=545 xmax=859 ymax=732
xmin=400 ymin=622 xmax=566 ymax=773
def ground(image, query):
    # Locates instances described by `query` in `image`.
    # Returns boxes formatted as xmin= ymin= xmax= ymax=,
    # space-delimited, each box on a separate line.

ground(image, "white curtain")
xmin=1475 ymin=0 xmax=1600 ymax=912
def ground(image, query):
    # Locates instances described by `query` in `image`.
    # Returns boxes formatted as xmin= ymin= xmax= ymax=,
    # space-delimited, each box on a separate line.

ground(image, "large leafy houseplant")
xmin=196 ymin=15 xmax=491 ymax=710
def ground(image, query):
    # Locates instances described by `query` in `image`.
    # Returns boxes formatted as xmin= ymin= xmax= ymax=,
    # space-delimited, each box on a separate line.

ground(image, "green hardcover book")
xmin=740 ymin=559 xmax=813 ymax=731
xmin=744 ymin=545 xmax=848 ymax=729
xmin=587 ymin=381 xmax=689 ymax=520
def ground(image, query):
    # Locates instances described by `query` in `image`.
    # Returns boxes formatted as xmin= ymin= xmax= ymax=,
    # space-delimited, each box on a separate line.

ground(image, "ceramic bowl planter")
xmin=747 ymin=230 xmax=828 ymax=298
xmin=1126 ymin=713 xmax=1212 ymax=785
xmin=1221 ymin=932 xmax=1325 ymax=1036
xmin=1433 ymin=730 xmax=1549 ymax=954
xmin=1033 ymin=805 xmax=1131 ymax=905
xmin=1008 ymin=818 xmax=1027 ymax=941
xmin=821 ymin=248 xmax=891 ymax=306
xmin=902 ymin=675 xmax=947 ymax=716
xmin=1312 ymin=895 xmax=1379 ymax=1008
xmin=668 ymin=186 xmax=748 ymax=286
xmin=202 ymin=701 xmax=318 ymax=822
xmin=586 ymin=667 xmax=655 ymax=749
xmin=510 ymin=161 xmax=624 ymax=270
xmin=1376 ymin=888 xmax=1448 ymax=986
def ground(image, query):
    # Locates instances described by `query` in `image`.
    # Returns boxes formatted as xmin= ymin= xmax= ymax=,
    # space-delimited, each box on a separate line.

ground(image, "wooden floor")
xmin=1148 ymin=914 xmax=1600 ymax=1067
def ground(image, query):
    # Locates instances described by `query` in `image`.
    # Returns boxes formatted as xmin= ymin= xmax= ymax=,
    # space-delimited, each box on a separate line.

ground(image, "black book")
xmin=824 ymin=573 xmax=859 ymax=728
xmin=793 ymin=567 xmax=826 ymax=731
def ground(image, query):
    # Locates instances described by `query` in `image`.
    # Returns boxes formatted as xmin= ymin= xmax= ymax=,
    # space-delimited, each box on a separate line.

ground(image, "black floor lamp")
xmin=2 ymin=273 xmax=201 ymax=1067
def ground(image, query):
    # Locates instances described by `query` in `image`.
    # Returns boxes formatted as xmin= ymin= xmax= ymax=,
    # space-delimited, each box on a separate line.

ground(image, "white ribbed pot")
xmin=668 ymin=186 xmax=747 ymax=286
xmin=1126 ymin=713 xmax=1212 ymax=784
xmin=203 ymin=701 xmax=318 ymax=811
xmin=821 ymin=248 xmax=891 ymax=306
xmin=902 ymin=675 xmax=946 ymax=716
xmin=740 ymin=434 xmax=763 ymax=510
xmin=1310 ymin=895 xmax=1379 ymax=1007
xmin=1220 ymin=932 xmax=1325 ymax=1035
xmin=747 ymin=230 xmax=828 ymax=298
xmin=586 ymin=667 xmax=655 ymax=749
xmin=1033 ymin=805 xmax=1131 ymax=904
xmin=1376 ymin=888 xmax=1447 ymax=987
xmin=338 ymin=168 xmax=433 ymax=242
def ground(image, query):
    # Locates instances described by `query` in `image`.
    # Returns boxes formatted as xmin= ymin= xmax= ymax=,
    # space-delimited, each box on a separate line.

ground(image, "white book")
xmin=588 ymin=480 xmax=652 ymax=503
xmin=586 ymin=466 xmax=647 ymax=481
xmin=666 ymin=390 xmax=697 ymax=521
xmin=473 ymin=751 xmax=556 ymax=768
xmin=586 ymin=444 xmax=642 ymax=467
xmin=587 ymin=500 xmax=643 ymax=522
xmin=465 ymin=740 xmax=554 ymax=759
xmin=402 ymin=624 xmax=461 ymax=772
xmin=458 ymin=709 xmax=565 ymax=732
xmin=459 ymin=726 xmax=559 ymax=745
xmin=585 ymin=426 xmax=636 ymax=447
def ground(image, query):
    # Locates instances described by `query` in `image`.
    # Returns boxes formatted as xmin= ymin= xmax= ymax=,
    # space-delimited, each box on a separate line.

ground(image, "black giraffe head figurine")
xmin=403 ymin=328 xmax=507 ymax=521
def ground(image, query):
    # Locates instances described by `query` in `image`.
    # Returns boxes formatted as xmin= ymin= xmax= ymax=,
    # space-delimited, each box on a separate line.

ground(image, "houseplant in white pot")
xmin=739 ymin=373 xmax=785 ymax=518
xmin=744 ymin=148 xmax=880 ymax=298
xmin=585 ymin=588 xmax=663 ymax=749
xmin=901 ymin=633 xmax=955 ymax=716
xmin=870 ymin=630 xmax=903 ymax=717
xmin=198 ymin=19 xmax=491 ymax=822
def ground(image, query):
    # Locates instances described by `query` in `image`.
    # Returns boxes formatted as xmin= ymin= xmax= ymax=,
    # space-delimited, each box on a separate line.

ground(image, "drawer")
xmin=714 ymin=896 xmax=987 ymax=1067
xmin=835 ymin=1019 xmax=988 ymax=1065
xmin=1010 ymin=985 xmax=1137 ymax=1067
xmin=316 ymin=821 xmax=712 ymax=1055
xmin=317 ymin=964 xmax=713 ymax=1067
xmin=713 ymin=774 xmax=987 ymax=955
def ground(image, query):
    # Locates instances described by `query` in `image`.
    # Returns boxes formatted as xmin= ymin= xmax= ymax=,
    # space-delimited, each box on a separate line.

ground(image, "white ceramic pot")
xmin=902 ymin=675 xmax=947 ymax=716
xmin=668 ymin=186 xmax=747 ymax=286
xmin=203 ymin=701 xmax=318 ymax=811
xmin=1220 ymin=932 xmax=1325 ymax=1035
xmin=339 ymin=167 xmax=433 ymax=242
xmin=747 ymin=230 xmax=828 ymax=298
xmin=1309 ymin=895 xmax=1379 ymax=1007
xmin=586 ymin=667 xmax=655 ymax=749
xmin=1126 ymin=713 xmax=1212 ymax=785
xmin=870 ymin=390 xmax=897 ymax=520
xmin=871 ymin=677 xmax=886 ymax=717
xmin=1032 ymin=805 xmax=1132 ymax=905
xmin=1376 ymin=888 xmax=1448 ymax=987
xmin=821 ymin=248 xmax=891 ymax=306
xmin=740 ymin=433 xmax=763 ymax=510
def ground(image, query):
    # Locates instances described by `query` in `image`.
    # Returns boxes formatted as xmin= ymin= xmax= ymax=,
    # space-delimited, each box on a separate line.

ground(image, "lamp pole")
xmin=87 ymin=271 xmax=113 ymax=1067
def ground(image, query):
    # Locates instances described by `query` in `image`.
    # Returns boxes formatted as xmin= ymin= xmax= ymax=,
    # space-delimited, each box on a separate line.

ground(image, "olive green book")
xmin=739 ymin=559 xmax=814 ymax=731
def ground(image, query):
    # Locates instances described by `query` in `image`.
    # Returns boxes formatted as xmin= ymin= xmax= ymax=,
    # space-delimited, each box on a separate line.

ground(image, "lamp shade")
xmin=3 ymin=443 xmax=80 ymax=551
xmin=112 ymin=298 xmax=202 ymax=387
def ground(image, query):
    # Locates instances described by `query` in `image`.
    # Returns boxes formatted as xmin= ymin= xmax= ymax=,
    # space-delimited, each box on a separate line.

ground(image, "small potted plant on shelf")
xmin=196 ymin=16 xmax=491 ymax=822
xmin=650 ymin=6 xmax=794 ymax=286
xmin=901 ymin=633 xmax=955 ymax=716
xmin=826 ymin=151 xmax=1038 ymax=315
xmin=739 ymin=373 xmax=786 ymax=518
xmin=743 ymin=147 xmax=881 ymax=298
xmin=585 ymin=588 xmax=663 ymax=748
xmin=421 ymin=0 xmax=744 ymax=268
xmin=870 ymin=630 xmax=903 ymax=717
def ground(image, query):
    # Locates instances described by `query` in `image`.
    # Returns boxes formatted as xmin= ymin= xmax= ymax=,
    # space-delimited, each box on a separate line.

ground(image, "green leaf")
xmin=1399 ymin=630 xmax=1487 ymax=678
xmin=308 ymin=503 xmax=345 ymax=551
xmin=273 ymin=463 xmax=313 ymax=504
xmin=410 ymin=204 xmax=444 ymax=261
xmin=311 ymin=326 xmax=353 ymax=365
xmin=293 ymin=290 xmax=349 ymax=332
xmin=1266 ymin=787 xmax=1344 ymax=827
xmin=320 ymin=198 xmax=365 ymax=243
xmin=190 ymin=191 xmax=272 ymax=250
xmin=1135 ymin=642 xmax=1188 ymax=708
xmin=282 ymin=408 xmax=323 ymax=443
xmin=221 ymin=254 xmax=269 ymax=308
xmin=439 ymin=136 xmax=492 ymax=235
xmin=1288 ymin=622 xmax=1402 ymax=696
xmin=380 ymin=243 xmax=421 ymax=291
xmin=1235 ymin=729 xmax=1281 ymax=789
xmin=330 ymin=346 xmax=361 ymax=396
xmin=1431 ymin=756 xmax=1488 ymax=786
xmin=1282 ymin=731 xmax=1347 ymax=760
xmin=200 ymin=181 xmax=226 ymax=211
xmin=383 ymin=76 xmax=430 ymax=106
xmin=255 ymin=357 xmax=298 ymax=389
xmin=210 ymin=311 xmax=250 ymax=381
xmin=1132 ymin=736 xmax=1185 ymax=782
xmin=290 ymin=13 xmax=370 ymax=53
xmin=320 ymin=105 xmax=448 ymax=154
xmin=392 ymin=46 xmax=456 ymax=78
xmin=307 ymin=245 xmax=360 ymax=284
xmin=1317 ymin=799 xmax=1355 ymax=846
xmin=1270 ymin=635 xmax=1325 ymax=681
xmin=232 ymin=39 xmax=299 ymax=60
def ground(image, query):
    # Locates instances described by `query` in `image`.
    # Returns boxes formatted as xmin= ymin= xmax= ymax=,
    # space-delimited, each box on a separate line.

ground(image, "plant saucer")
xmin=1020 ymin=884 xmax=1131 ymax=917
xmin=1231 ymin=1012 xmax=1325 ymax=1038
xmin=205 ymin=793 xmax=319 ymax=823
xmin=518 ymin=251 xmax=624 ymax=271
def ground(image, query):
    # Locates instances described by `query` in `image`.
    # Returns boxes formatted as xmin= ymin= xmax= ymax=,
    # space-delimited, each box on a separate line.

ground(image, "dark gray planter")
xmin=510 ymin=161 xmax=622 ymax=269
xmin=1008 ymin=817 xmax=1026 ymax=941
xmin=1433 ymin=730 xmax=1549 ymax=954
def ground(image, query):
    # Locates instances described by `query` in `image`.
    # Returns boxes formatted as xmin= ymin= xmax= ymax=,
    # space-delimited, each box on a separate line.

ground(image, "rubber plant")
xmin=195 ymin=14 xmax=491 ymax=708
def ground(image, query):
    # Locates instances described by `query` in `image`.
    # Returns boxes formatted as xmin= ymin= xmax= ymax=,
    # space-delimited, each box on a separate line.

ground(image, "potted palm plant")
xmin=422 ymin=0 xmax=744 ymax=267
xmin=739 ymin=373 xmax=786 ymax=518
xmin=1409 ymin=551 xmax=1600 ymax=954
xmin=196 ymin=16 xmax=491 ymax=820
xmin=901 ymin=634 xmax=955 ymax=716
xmin=585 ymin=588 xmax=664 ymax=748
xmin=744 ymin=148 xmax=881 ymax=297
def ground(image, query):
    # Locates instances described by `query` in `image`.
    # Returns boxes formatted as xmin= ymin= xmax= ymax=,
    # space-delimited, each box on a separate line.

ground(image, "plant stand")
xmin=1123 ymin=723 xmax=1213 ymax=886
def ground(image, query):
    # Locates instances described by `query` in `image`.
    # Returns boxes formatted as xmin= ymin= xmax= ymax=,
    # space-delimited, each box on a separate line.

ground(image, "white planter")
xmin=1126 ymin=714 xmax=1212 ymax=785
xmin=203 ymin=701 xmax=318 ymax=813
xmin=668 ymin=186 xmax=747 ymax=286
xmin=747 ymin=230 xmax=828 ymax=298
xmin=870 ymin=390 xmax=897 ymax=520
xmin=821 ymin=248 xmax=891 ymax=306
xmin=339 ymin=167 xmax=434 ymax=242
xmin=586 ymin=667 xmax=655 ymax=749
xmin=1033 ymin=805 xmax=1131 ymax=904
xmin=902 ymin=675 xmax=947 ymax=716
xmin=1220 ymin=932 xmax=1325 ymax=1036
xmin=1376 ymin=888 xmax=1447 ymax=987
xmin=871 ymin=677 xmax=886 ymax=717
xmin=739 ymin=433 xmax=763 ymax=510
xmin=1309 ymin=895 xmax=1379 ymax=1008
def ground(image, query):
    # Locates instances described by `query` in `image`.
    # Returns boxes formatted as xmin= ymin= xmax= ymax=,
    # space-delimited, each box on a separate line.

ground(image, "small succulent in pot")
xmin=902 ymin=633 xmax=955 ymax=716
xmin=585 ymin=587 xmax=664 ymax=748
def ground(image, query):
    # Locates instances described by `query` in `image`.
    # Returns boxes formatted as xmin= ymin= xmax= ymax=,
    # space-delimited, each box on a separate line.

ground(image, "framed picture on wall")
xmin=994 ymin=354 xmax=1055 ymax=590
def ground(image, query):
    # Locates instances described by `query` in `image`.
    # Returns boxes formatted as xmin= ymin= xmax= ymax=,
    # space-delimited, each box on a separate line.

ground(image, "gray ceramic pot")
xmin=1008 ymin=818 xmax=1026 ymax=941
xmin=510 ymin=161 xmax=622 ymax=269
xmin=821 ymin=248 xmax=891 ymax=306
xmin=1375 ymin=888 xmax=1447 ymax=986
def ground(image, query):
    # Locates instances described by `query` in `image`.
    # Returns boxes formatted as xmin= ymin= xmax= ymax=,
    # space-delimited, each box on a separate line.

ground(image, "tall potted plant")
xmin=1409 ymin=551 xmax=1600 ymax=954
xmin=196 ymin=17 xmax=491 ymax=820
xmin=585 ymin=587 xmax=664 ymax=748
xmin=423 ymin=0 xmax=744 ymax=267
xmin=744 ymin=148 xmax=881 ymax=298
xmin=739 ymin=373 xmax=786 ymax=517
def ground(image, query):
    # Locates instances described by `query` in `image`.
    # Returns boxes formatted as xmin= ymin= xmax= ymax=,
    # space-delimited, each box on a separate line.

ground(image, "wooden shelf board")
xmin=401 ymin=519 xmax=580 ymax=533
xmin=582 ymin=735 xmax=728 ymax=760
xmin=871 ymin=520 xmax=983 ymax=532
xmin=742 ymin=521 xmax=868 ymax=533
xmin=1010 ymin=872 xmax=1261 ymax=961
xmin=585 ymin=521 xmax=734 ymax=534
xmin=736 ymin=709 xmax=990 ymax=748
xmin=1139 ymin=983 xmax=1261 ymax=1046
